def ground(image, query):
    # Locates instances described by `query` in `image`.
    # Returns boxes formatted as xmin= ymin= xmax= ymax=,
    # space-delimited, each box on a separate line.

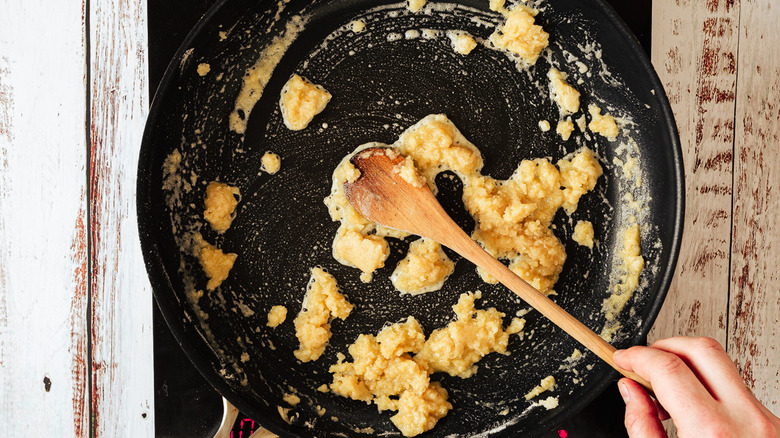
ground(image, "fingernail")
xmin=613 ymin=349 xmax=624 ymax=361
xmin=618 ymin=381 xmax=630 ymax=403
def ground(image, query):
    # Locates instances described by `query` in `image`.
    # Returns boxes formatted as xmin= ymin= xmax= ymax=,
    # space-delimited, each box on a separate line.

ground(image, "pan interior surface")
xmin=138 ymin=0 xmax=682 ymax=436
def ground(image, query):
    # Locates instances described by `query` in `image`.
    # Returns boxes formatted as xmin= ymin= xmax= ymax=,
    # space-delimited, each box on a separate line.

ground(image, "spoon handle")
xmin=433 ymin=213 xmax=653 ymax=393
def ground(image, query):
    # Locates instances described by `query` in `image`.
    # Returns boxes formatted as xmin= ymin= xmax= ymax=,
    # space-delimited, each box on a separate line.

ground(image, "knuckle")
xmin=654 ymin=354 xmax=687 ymax=377
xmin=692 ymin=336 xmax=724 ymax=353
xmin=750 ymin=414 xmax=778 ymax=436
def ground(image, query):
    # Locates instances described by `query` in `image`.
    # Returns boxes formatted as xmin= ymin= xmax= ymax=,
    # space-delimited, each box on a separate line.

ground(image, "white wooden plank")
xmin=89 ymin=0 xmax=155 ymax=435
xmin=648 ymin=0 xmax=739 ymax=345
xmin=728 ymin=0 xmax=780 ymax=415
xmin=0 ymin=1 xmax=89 ymax=435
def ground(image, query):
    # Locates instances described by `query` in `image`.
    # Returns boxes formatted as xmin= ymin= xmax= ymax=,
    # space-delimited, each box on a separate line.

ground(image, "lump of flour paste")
xmin=280 ymin=74 xmax=332 ymax=131
xmin=390 ymin=238 xmax=454 ymax=295
xmin=194 ymin=233 xmax=237 ymax=291
xmin=328 ymin=291 xmax=525 ymax=437
xmin=489 ymin=6 xmax=550 ymax=65
xmin=203 ymin=181 xmax=240 ymax=233
xmin=293 ymin=268 xmax=353 ymax=362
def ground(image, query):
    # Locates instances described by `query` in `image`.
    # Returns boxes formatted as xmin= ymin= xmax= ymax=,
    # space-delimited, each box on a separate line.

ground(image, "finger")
xmin=654 ymin=399 xmax=670 ymax=421
xmin=614 ymin=346 xmax=716 ymax=417
xmin=619 ymin=379 xmax=667 ymax=438
xmin=650 ymin=337 xmax=752 ymax=402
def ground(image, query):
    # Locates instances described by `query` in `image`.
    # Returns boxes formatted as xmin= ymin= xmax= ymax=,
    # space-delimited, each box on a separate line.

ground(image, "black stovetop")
xmin=148 ymin=1 xmax=651 ymax=436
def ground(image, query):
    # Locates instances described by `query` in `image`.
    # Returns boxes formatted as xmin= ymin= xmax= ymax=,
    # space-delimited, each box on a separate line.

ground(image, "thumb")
xmin=619 ymin=379 xmax=667 ymax=438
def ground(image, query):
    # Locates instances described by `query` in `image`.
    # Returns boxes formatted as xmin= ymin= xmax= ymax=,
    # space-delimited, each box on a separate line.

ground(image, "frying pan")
xmin=137 ymin=0 xmax=683 ymax=436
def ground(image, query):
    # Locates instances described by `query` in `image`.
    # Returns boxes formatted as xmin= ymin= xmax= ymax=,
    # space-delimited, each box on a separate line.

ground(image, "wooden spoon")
xmin=343 ymin=147 xmax=652 ymax=392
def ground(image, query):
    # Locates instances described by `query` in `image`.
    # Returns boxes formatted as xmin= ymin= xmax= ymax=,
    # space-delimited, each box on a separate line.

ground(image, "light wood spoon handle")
xmin=344 ymin=147 xmax=652 ymax=393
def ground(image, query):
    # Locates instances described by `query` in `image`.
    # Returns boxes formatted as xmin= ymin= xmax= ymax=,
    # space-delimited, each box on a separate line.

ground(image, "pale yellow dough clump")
xmin=261 ymin=152 xmax=281 ymax=174
xmin=548 ymin=68 xmax=580 ymax=115
xmin=267 ymin=305 xmax=288 ymax=328
xmin=329 ymin=292 xmax=523 ymax=437
xmin=588 ymin=104 xmax=620 ymax=139
xmin=325 ymin=115 xmax=603 ymax=295
xmin=390 ymin=238 xmax=455 ymax=295
xmin=407 ymin=0 xmax=427 ymax=12
xmin=280 ymin=74 xmax=332 ymax=131
xmin=293 ymin=268 xmax=353 ymax=362
xmin=557 ymin=117 xmax=574 ymax=141
xmin=489 ymin=6 xmax=550 ymax=65
xmin=204 ymin=181 xmax=240 ymax=233
xmin=525 ymin=375 xmax=556 ymax=400
xmin=195 ymin=234 xmax=237 ymax=290
xmin=197 ymin=63 xmax=211 ymax=76
xmin=333 ymin=226 xmax=390 ymax=283
xmin=351 ymin=19 xmax=366 ymax=33
xmin=573 ymin=220 xmax=595 ymax=249
xmin=448 ymin=31 xmax=477 ymax=55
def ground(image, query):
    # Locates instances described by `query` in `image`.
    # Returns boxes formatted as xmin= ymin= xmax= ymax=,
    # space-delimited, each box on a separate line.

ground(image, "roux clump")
xmin=261 ymin=151 xmax=281 ymax=174
xmin=489 ymin=6 xmax=550 ymax=65
xmin=588 ymin=104 xmax=620 ymax=139
xmin=194 ymin=233 xmax=237 ymax=290
xmin=329 ymin=292 xmax=524 ymax=437
xmin=390 ymin=238 xmax=454 ymax=295
xmin=279 ymin=74 xmax=332 ymax=131
xmin=548 ymin=68 xmax=580 ymax=115
xmin=293 ymin=268 xmax=353 ymax=362
xmin=573 ymin=220 xmax=595 ymax=249
xmin=448 ymin=31 xmax=477 ymax=55
xmin=267 ymin=305 xmax=288 ymax=328
xmin=203 ymin=181 xmax=240 ymax=233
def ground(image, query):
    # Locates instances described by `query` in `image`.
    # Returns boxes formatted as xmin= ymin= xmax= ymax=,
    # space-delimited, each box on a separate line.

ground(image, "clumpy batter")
xmin=194 ymin=233 xmax=237 ymax=290
xmin=447 ymin=31 xmax=477 ymax=55
xmin=325 ymin=115 xmax=603 ymax=295
xmin=573 ymin=220 xmax=595 ymax=249
xmin=588 ymin=104 xmax=620 ymax=140
xmin=261 ymin=151 xmax=281 ymax=174
xmin=279 ymin=74 xmax=332 ymax=131
xmin=548 ymin=68 xmax=580 ymax=115
xmin=197 ymin=62 xmax=211 ymax=77
xmin=489 ymin=6 xmax=549 ymax=65
xmin=390 ymin=238 xmax=454 ymax=295
xmin=407 ymin=0 xmax=427 ymax=12
xmin=267 ymin=305 xmax=288 ymax=328
xmin=293 ymin=268 xmax=353 ymax=362
xmin=204 ymin=181 xmax=240 ymax=233
xmin=329 ymin=292 xmax=524 ymax=437
xmin=556 ymin=117 xmax=575 ymax=140
xmin=525 ymin=375 xmax=556 ymax=400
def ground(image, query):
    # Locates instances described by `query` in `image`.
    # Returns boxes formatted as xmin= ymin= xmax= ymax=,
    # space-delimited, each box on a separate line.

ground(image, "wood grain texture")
xmin=728 ymin=0 xmax=780 ymax=414
xmin=649 ymin=0 xmax=739 ymax=345
xmin=0 ymin=1 xmax=90 ymax=435
xmin=89 ymin=0 xmax=154 ymax=435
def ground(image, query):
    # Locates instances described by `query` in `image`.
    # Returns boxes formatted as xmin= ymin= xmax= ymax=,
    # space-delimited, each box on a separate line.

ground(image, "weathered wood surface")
xmin=89 ymin=0 xmax=155 ymax=436
xmin=650 ymin=0 xmax=779 ymax=418
xmin=0 ymin=1 xmax=90 ymax=435
xmin=728 ymin=0 xmax=780 ymax=414
xmin=649 ymin=0 xmax=739 ymax=346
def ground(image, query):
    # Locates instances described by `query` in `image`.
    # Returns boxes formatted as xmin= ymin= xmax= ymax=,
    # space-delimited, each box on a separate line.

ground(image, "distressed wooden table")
xmin=1 ymin=0 xmax=777 ymax=435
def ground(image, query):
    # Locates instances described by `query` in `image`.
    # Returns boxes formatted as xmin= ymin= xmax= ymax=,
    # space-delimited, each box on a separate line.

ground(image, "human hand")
xmin=612 ymin=337 xmax=780 ymax=437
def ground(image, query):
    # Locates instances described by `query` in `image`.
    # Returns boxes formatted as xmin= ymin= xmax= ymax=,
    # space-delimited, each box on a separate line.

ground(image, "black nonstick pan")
xmin=137 ymin=0 xmax=684 ymax=436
